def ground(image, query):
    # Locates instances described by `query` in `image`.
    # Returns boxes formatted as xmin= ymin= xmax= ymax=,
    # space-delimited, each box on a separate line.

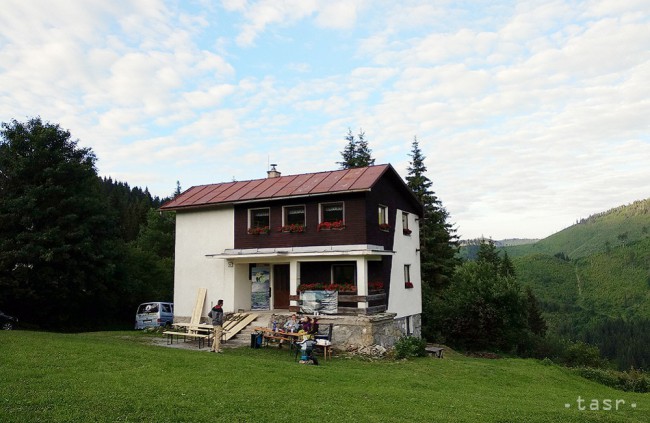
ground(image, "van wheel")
xmin=2 ymin=322 xmax=13 ymax=330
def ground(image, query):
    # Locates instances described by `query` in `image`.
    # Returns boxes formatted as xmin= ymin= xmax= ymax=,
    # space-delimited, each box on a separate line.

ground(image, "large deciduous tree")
xmin=0 ymin=118 xmax=120 ymax=328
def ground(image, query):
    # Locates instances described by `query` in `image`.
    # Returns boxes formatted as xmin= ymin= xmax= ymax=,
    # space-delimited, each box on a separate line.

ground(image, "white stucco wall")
xmin=173 ymin=207 xmax=235 ymax=319
xmin=387 ymin=209 xmax=422 ymax=318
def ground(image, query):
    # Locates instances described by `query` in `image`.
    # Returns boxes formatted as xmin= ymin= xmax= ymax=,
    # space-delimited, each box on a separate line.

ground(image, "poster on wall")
xmin=300 ymin=290 xmax=338 ymax=314
xmin=251 ymin=266 xmax=270 ymax=310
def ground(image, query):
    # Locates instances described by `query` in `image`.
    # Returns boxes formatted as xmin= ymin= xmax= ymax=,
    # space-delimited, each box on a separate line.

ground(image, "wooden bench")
xmin=425 ymin=346 xmax=444 ymax=358
xmin=163 ymin=331 xmax=210 ymax=349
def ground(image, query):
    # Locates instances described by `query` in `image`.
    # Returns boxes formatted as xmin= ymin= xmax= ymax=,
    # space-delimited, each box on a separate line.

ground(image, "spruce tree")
xmin=406 ymin=137 xmax=459 ymax=290
xmin=354 ymin=130 xmax=375 ymax=167
xmin=338 ymin=129 xmax=358 ymax=169
xmin=338 ymin=128 xmax=375 ymax=169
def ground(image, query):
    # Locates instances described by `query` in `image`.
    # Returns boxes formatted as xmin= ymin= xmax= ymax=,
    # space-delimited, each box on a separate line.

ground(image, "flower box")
xmin=368 ymin=281 xmax=384 ymax=291
xmin=318 ymin=220 xmax=346 ymax=231
xmin=405 ymin=281 xmax=414 ymax=289
xmin=278 ymin=224 xmax=305 ymax=233
xmin=379 ymin=223 xmax=391 ymax=231
xmin=403 ymin=228 xmax=412 ymax=235
xmin=247 ymin=226 xmax=270 ymax=235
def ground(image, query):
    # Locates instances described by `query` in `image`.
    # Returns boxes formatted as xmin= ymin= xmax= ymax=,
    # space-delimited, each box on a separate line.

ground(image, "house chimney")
xmin=267 ymin=164 xmax=281 ymax=178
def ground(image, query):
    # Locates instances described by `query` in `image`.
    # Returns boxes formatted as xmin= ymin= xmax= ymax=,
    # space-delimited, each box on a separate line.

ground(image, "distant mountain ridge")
xmin=504 ymin=198 xmax=650 ymax=260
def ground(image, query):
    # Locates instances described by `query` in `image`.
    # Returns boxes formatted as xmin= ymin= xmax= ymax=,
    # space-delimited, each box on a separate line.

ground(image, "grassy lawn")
xmin=0 ymin=331 xmax=647 ymax=422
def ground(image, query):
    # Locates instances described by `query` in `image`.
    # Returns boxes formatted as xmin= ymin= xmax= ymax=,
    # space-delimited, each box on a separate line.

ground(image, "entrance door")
xmin=273 ymin=264 xmax=290 ymax=309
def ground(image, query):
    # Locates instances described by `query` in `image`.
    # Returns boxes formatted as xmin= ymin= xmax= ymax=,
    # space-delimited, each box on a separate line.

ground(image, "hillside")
xmin=504 ymin=198 xmax=650 ymax=260
xmin=514 ymin=241 xmax=650 ymax=371
xmin=457 ymin=198 xmax=650 ymax=370
xmin=0 ymin=331 xmax=647 ymax=423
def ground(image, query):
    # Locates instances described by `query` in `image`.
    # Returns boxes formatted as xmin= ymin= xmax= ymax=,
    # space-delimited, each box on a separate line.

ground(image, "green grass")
xmin=1 ymin=331 xmax=647 ymax=422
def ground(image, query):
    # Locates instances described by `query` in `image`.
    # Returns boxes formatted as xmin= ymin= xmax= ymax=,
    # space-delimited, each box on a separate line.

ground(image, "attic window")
xmin=321 ymin=202 xmax=344 ymax=223
xmin=283 ymin=205 xmax=305 ymax=226
xmin=249 ymin=208 xmax=270 ymax=228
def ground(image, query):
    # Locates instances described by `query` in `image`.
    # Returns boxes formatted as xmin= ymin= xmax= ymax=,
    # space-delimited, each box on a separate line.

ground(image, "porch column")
xmin=356 ymin=257 xmax=368 ymax=311
xmin=289 ymin=260 xmax=300 ymax=309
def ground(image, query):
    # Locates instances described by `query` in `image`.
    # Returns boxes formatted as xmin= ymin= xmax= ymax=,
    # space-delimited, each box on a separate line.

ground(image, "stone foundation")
xmin=319 ymin=312 xmax=422 ymax=350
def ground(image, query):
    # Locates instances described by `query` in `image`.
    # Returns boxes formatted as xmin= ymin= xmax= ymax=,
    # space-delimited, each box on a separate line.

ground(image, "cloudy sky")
xmin=1 ymin=1 xmax=648 ymax=240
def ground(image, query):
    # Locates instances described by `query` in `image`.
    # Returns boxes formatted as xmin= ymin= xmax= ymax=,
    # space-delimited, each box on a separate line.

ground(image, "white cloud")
xmin=1 ymin=0 xmax=648 ymax=239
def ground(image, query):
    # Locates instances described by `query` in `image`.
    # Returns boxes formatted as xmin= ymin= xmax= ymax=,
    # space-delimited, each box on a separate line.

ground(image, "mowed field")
xmin=0 ymin=331 xmax=647 ymax=422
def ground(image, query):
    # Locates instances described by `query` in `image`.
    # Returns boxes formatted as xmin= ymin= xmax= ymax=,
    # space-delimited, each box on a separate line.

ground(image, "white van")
xmin=135 ymin=302 xmax=174 ymax=329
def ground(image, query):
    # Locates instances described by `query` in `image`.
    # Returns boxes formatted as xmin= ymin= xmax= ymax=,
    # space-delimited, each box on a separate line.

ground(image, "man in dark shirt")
xmin=208 ymin=299 xmax=224 ymax=353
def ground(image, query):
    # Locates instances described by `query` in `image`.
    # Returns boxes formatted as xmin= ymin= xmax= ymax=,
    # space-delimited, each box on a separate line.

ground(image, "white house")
xmin=160 ymin=164 xmax=424 ymax=343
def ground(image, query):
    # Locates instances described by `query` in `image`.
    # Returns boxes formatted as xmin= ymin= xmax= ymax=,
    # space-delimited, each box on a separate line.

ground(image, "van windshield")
xmin=137 ymin=303 xmax=159 ymax=314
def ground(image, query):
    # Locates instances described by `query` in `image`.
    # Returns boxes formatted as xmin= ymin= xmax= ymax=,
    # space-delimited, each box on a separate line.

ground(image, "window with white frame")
xmin=249 ymin=208 xmax=270 ymax=228
xmin=283 ymin=205 xmax=305 ymax=226
xmin=402 ymin=212 xmax=412 ymax=235
xmin=378 ymin=204 xmax=388 ymax=225
xmin=321 ymin=202 xmax=344 ymax=223
xmin=404 ymin=264 xmax=413 ymax=288
xmin=402 ymin=212 xmax=409 ymax=230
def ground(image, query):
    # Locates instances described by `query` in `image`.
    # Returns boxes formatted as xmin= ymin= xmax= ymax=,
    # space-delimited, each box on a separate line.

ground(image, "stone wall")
xmin=320 ymin=312 xmax=422 ymax=350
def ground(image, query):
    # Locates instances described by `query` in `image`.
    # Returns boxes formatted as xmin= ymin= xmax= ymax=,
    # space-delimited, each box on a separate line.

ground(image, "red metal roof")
xmin=161 ymin=164 xmax=395 ymax=211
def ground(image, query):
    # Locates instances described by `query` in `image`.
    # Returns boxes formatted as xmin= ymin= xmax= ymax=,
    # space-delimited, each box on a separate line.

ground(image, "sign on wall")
xmin=300 ymin=290 xmax=338 ymax=314
xmin=251 ymin=266 xmax=270 ymax=310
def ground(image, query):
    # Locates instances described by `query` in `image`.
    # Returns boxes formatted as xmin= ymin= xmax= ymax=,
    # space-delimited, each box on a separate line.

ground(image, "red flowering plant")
xmin=405 ymin=281 xmax=414 ymax=289
xmin=317 ymin=220 xmax=346 ymax=231
xmin=278 ymin=224 xmax=305 ymax=233
xmin=248 ymin=226 xmax=270 ymax=235
xmin=368 ymin=281 xmax=384 ymax=291
xmin=403 ymin=228 xmax=412 ymax=235
xmin=379 ymin=223 xmax=391 ymax=231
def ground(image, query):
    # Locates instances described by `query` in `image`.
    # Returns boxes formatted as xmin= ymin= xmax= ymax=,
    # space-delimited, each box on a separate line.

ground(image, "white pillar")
xmin=289 ymin=260 xmax=300 ymax=308
xmin=356 ymin=257 xmax=368 ymax=310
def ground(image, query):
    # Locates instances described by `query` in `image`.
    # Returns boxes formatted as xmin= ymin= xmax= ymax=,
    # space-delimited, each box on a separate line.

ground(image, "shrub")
xmin=574 ymin=367 xmax=649 ymax=392
xmin=562 ymin=341 xmax=606 ymax=368
xmin=394 ymin=336 xmax=427 ymax=359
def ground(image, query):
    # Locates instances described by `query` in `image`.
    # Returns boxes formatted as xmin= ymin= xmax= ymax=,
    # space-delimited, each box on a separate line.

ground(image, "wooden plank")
xmin=224 ymin=313 xmax=258 ymax=341
xmin=222 ymin=313 xmax=245 ymax=332
xmin=191 ymin=288 xmax=207 ymax=325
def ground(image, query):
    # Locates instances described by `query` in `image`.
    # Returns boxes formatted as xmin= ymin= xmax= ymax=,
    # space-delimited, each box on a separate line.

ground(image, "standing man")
xmin=208 ymin=299 xmax=224 ymax=353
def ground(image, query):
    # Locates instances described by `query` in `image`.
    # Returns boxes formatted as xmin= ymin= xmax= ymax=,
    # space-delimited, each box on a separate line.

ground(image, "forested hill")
xmin=503 ymin=198 xmax=650 ymax=371
xmin=504 ymin=198 xmax=650 ymax=260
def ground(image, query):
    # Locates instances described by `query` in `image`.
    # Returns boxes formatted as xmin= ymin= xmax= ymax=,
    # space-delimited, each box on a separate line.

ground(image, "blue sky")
xmin=1 ymin=0 xmax=649 ymax=239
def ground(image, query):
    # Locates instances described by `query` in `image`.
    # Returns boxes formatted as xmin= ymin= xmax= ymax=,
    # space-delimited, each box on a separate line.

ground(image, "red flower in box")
xmin=318 ymin=220 xmax=345 ymax=231
xmin=368 ymin=281 xmax=384 ymax=291
xmin=278 ymin=224 xmax=305 ymax=233
xmin=379 ymin=223 xmax=391 ymax=231
xmin=405 ymin=281 xmax=414 ymax=289
xmin=248 ymin=226 xmax=270 ymax=235
xmin=403 ymin=228 xmax=412 ymax=235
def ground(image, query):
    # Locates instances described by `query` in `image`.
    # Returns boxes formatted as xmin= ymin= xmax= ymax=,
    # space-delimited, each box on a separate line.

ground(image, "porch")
xmin=208 ymin=244 xmax=393 ymax=316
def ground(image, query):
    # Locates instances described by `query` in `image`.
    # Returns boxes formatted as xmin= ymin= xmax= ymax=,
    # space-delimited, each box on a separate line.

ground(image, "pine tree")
xmin=174 ymin=180 xmax=182 ymax=197
xmin=338 ymin=128 xmax=375 ymax=169
xmin=525 ymin=286 xmax=548 ymax=337
xmin=354 ymin=130 xmax=375 ymax=167
xmin=406 ymin=137 xmax=459 ymax=290
xmin=338 ymin=129 xmax=358 ymax=169
xmin=500 ymin=251 xmax=516 ymax=278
